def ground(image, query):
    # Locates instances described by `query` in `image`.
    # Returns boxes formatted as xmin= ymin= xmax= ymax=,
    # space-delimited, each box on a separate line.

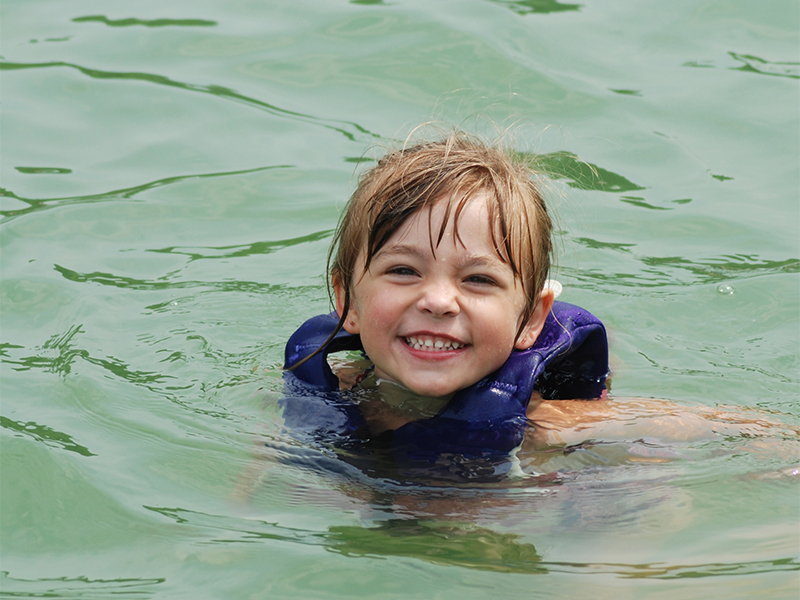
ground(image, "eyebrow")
xmin=374 ymin=243 xmax=510 ymax=271
xmin=373 ymin=244 xmax=428 ymax=262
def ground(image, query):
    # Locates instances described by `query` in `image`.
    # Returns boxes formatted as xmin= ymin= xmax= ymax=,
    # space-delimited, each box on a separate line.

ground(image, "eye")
xmin=386 ymin=265 xmax=419 ymax=277
xmin=464 ymin=274 xmax=498 ymax=286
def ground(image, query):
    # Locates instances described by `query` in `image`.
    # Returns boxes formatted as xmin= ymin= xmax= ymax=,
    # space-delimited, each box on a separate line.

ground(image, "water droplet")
xmin=716 ymin=284 xmax=735 ymax=295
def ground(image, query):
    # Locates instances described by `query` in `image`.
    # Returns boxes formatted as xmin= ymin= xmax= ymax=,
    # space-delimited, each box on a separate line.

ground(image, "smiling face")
xmin=334 ymin=194 xmax=553 ymax=399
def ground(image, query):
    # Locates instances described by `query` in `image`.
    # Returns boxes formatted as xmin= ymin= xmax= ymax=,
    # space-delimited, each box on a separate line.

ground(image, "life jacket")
xmin=282 ymin=301 xmax=608 ymax=464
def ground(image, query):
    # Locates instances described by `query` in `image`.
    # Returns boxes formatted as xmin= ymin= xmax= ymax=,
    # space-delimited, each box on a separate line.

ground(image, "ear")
xmin=333 ymin=277 xmax=361 ymax=334
xmin=514 ymin=288 xmax=555 ymax=350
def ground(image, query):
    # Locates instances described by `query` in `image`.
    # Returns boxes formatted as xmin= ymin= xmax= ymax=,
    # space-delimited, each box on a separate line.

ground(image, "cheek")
xmin=351 ymin=286 xmax=391 ymax=328
xmin=361 ymin=290 xmax=400 ymax=326
xmin=362 ymin=292 xmax=411 ymax=343
xmin=476 ymin=298 xmax=525 ymax=346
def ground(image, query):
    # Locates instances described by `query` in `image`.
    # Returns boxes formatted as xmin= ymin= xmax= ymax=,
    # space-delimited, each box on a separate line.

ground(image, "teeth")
xmin=405 ymin=336 xmax=462 ymax=351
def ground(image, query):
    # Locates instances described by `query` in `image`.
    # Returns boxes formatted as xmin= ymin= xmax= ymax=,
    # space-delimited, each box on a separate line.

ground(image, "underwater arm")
xmin=524 ymin=398 xmax=800 ymax=449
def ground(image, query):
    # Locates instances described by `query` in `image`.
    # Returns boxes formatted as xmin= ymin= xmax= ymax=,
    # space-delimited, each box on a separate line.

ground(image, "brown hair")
xmin=289 ymin=131 xmax=553 ymax=370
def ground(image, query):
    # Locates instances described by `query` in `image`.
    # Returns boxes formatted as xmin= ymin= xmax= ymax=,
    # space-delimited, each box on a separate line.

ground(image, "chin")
xmin=405 ymin=381 xmax=459 ymax=399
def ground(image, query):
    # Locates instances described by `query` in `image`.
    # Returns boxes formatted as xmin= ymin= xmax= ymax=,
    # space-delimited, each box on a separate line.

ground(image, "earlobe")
xmin=514 ymin=289 xmax=555 ymax=350
xmin=333 ymin=278 xmax=360 ymax=334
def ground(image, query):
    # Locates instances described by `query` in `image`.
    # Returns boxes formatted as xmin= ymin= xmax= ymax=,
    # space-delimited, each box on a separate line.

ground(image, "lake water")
xmin=2 ymin=0 xmax=799 ymax=598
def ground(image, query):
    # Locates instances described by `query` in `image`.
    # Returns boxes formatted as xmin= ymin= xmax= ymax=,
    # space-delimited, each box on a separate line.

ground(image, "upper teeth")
xmin=405 ymin=337 xmax=462 ymax=351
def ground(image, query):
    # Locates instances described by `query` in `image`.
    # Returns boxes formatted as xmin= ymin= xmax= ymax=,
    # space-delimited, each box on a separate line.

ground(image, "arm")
xmin=524 ymin=396 xmax=799 ymax=449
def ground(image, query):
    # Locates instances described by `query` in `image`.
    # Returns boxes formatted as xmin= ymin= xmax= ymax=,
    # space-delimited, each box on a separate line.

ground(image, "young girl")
xmin=282 ymin=132 xmax=609 ymax=474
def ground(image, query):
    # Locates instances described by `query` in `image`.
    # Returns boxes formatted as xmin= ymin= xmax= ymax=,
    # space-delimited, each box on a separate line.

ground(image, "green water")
xmin=1 ymin=0 xmax=798 ymax=598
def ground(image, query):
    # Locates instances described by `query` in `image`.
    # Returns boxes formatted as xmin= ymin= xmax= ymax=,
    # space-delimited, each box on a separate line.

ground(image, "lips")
xmin=403 ymin=334 xmax=466 ymax=352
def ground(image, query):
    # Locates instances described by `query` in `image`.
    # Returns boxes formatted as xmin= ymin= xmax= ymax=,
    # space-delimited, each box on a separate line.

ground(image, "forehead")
xmin=370 ymin=192 xmax=514 ymax=267
xmin=398 ymin=193 xmax=491 ymax=237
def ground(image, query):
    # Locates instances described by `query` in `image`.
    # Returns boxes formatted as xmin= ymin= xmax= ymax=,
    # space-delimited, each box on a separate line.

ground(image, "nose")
xmin=416 ymin=279 xmax=460 ymax=317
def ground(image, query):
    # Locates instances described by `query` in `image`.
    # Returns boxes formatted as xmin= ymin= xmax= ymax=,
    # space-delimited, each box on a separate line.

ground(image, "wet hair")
xmin=289 ymin=131 xmax=553 ymax=370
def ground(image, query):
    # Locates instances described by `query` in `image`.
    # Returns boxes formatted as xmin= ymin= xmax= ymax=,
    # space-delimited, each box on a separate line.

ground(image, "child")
xmin=282 ymin=132 xmax=608 ymax=473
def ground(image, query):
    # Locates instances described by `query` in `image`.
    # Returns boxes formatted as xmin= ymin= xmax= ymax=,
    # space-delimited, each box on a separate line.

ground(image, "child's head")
xmin=327 ymin=131 xmax=555 ymax=397
xmin=332 ymin=132 xmax=552 ymax=329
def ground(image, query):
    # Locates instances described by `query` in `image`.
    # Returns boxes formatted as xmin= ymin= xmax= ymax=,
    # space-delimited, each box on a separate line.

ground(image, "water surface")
xmin=2 ymin=0 xmax=799 ymax=598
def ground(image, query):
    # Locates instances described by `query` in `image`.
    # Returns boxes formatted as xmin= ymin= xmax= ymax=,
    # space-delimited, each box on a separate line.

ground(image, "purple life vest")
xmin=282 ymin=301 xmax=608 ymax=463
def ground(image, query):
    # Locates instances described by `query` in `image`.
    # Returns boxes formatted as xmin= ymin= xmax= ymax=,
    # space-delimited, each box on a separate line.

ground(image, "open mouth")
xmin=404 ymin=336 xmax=465 ymax=352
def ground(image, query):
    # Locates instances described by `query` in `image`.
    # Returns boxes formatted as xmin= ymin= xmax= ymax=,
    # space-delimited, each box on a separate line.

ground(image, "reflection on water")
xmin=619 ymin=196 xmax=672 ymax=211
xmin=187 ymin=413 xmax=798 ymax=577
xmin=147 ymin=230 xmax=335 ymax=263
xmin=684 ymin=52 xmax=800 ymax=79
xmin=0 ymin=164 xmax=292 ymax=221
xmin=561 ymin=248 xmax=800 ymax=287
xmin=0 ymin=572 xmax=166 ymax=600
xmin=2 ymin=0 xmax=798 ymax=595
xmin=487 ymin=0 xmax=581 ymax=15
xmin=72 ymin=15 xmax=218 ymax=28
xmin=0 ymin=61 xmax=381 ymax=144
xmin=326 ymin=520 xmax=546 ymax=574
xmin=14 ymin=167 xmax=73 ymax=175
xmin=140 ymin=502 xmax=800 ymax=578
xmin=147 ymin=504 xmax=545 ymax=573
xmin=3 ymin=322 xmax=174 ymax=388
xmin=0 ymin=416 xmax=96 ymax=457
xmin=532 ymin=151 xmax=645 ymax=193
xmin=52 ymin=263 xmax=286 ymax=294
xmin=729 ymin=52 xmax=800 ymax=79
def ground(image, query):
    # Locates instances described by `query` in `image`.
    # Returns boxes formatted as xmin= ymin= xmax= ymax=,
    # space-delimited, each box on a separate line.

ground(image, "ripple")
xmin=561 ymin=249 xmax=799 ymax=287
xmin=3 ymin=326 xmax=175 ymax=388
xmin=0 ymin=571 xmax=165 ymax=599
xmin=145 ymin=505 xmax=547 ymax=573
xmin=620 ymin=196 xmax=671 ymax=210
xmin=533 ymin=151 xmax=645 ymax=193
xmin=53 ymin=263 xmax=292 ymax=295
xmin=0 ymin=61 xmax=381 ymax=143
xmin=609 ymin=88 xmax=642 ymax=96
xmin=539 ymin=557 xmax=799 ymax=578
xmin=0 ymin=164 xmax=291 ymax=222
xmin=0 ymin=415 xmax=96 ymax=457
xmin=684 ymin=52 xmax=800 ymax=79
xmin=72 ymin=15 xmax=217 ymax=28
xmin=486 ymin=0 xmax=582 ymax=15
xmin=14 ymin=167 xmax=72 ymax=175
xmin=729 ymin=52 xmax=800 ymax=79
xmin=147 ymin=230 xmax=334 ymax=263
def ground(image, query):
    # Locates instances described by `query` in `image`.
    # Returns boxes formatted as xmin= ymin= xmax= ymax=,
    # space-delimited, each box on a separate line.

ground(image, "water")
xmin=2 ymin=0 xmax=799 ymax=597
